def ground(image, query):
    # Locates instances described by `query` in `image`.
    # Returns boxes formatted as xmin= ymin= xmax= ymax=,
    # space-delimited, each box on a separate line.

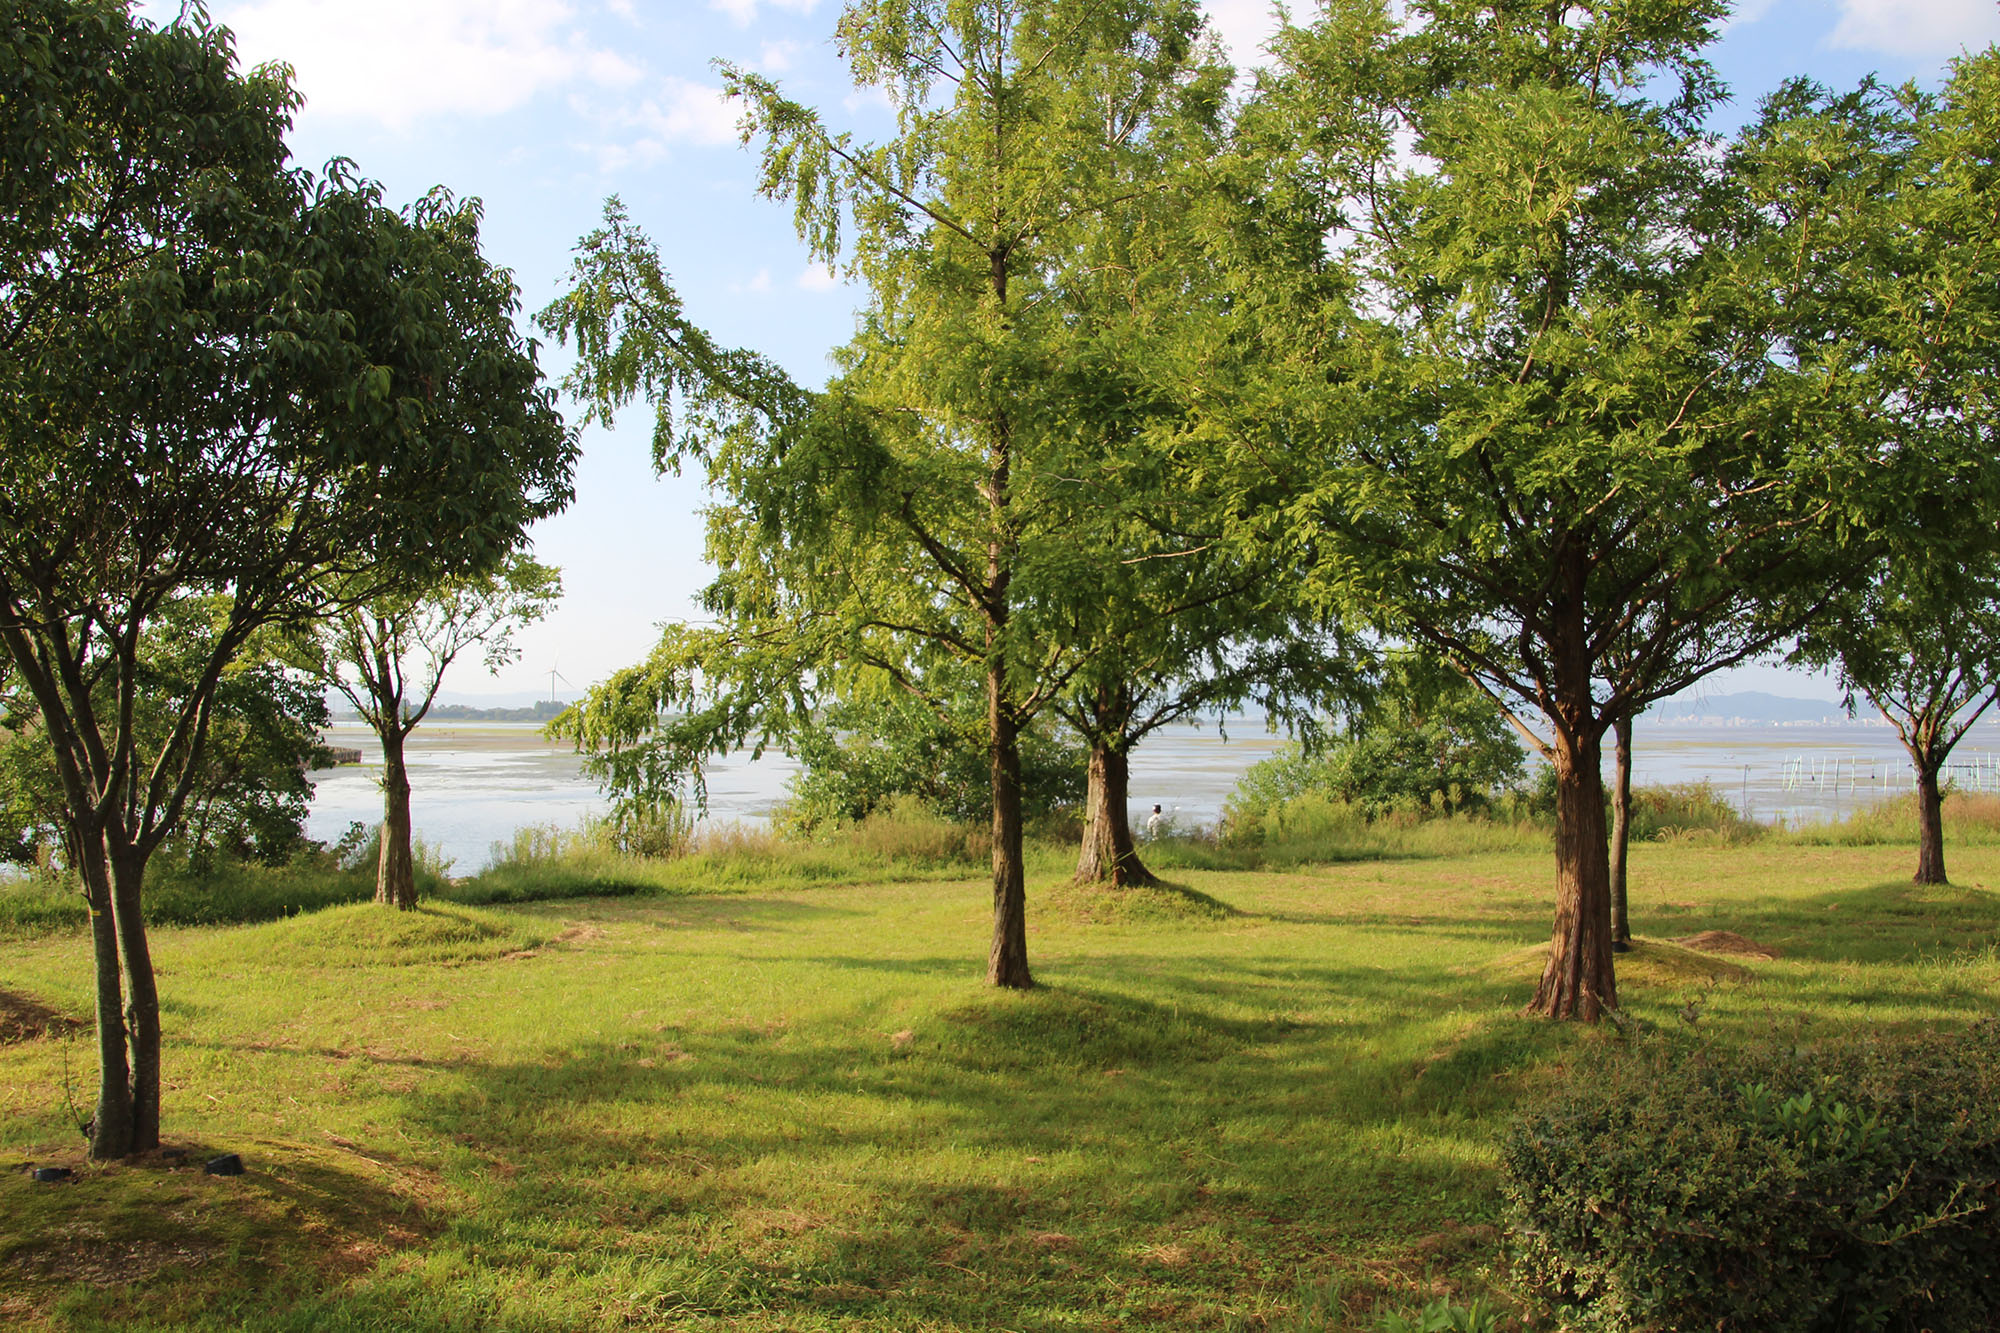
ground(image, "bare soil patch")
xmin=1672 ymin=929 xmax=1780 ymax=960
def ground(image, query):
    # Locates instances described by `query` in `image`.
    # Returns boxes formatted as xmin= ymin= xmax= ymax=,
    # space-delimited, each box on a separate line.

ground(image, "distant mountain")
xmin=1646 ymin=691 xmax=1856 ymax=726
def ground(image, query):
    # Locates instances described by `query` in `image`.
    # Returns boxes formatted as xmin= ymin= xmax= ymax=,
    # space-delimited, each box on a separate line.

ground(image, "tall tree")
xmin=0 ymin=2 xmax=575 ymax=1156
xmin=545 ymin=1 xmax=1232 ymax=987
xmin=294 ymin=555 xmax=562 ymax=909
xmin=1224 ymin=0 xmax=1907 ymax=1018
xmin=1766 ymin=60 xmax=2000 ymax=887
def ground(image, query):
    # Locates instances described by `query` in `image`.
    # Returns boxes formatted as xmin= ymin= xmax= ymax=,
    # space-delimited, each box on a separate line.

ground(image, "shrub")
xmin=1503 ymin=1023 xmax=2000 ymax=1332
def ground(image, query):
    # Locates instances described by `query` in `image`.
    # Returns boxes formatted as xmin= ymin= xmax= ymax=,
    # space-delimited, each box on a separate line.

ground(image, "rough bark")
xmin=376 ymin=729 xmax=419 ymax=909
xmin=1530 ymin=725 xmax=1619 ymax=1019
xmin=987 ymin=662 xmax=1032 ymax=987
xmin=1914 ymin=760 xmax=1948 ymax=885
xmin=1074 ymin=742 xmax=1156 ymax=886
xmin=1609 ymin=713 xmax=1633 ymax=952
xmin=1527 ymin=571 xmax=1618 ymax=1021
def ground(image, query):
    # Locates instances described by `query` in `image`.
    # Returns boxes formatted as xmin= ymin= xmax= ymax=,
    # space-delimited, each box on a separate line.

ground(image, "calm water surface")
xmin=305 ymin=716 xmax=2000 ymax=873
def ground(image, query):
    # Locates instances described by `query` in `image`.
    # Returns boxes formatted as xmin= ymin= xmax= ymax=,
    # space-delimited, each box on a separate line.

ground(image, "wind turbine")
xmin=547 ymin=661 xmax=573 ymax=706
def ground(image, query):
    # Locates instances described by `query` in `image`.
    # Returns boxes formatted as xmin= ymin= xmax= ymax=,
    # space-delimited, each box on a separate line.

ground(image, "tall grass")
xmin=1785 ymin=790 xmax=2000 ymax=846
xmin=0 ymin=855 xmax=379 ymax=938
xmin=456 ymin=798 xmax=1032 ymax=904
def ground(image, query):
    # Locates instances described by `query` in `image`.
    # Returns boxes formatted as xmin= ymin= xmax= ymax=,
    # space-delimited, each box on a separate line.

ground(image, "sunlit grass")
xmin=2 ymin=841 xmax=1996 ymax=1330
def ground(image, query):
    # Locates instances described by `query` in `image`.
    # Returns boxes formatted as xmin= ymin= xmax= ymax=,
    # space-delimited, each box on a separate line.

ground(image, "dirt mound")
xmin=1672 ymin=930 xmax=1779 ymax=960
xmin=0 ymin=989 xmax=86 ymax=1044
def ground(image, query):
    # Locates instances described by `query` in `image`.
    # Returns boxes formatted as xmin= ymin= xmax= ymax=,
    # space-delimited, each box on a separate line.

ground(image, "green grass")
xmin=2 ymin=840 xmax=1997 ymax=1331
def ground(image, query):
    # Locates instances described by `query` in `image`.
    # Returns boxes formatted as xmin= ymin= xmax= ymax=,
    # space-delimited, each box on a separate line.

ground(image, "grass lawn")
xmin=2 ymin=842 xmax=1997 ymax=1331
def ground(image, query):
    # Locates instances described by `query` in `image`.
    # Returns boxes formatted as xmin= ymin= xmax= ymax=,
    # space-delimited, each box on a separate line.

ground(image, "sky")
xmin=138 ymin=0 xmax=2000 ymax=707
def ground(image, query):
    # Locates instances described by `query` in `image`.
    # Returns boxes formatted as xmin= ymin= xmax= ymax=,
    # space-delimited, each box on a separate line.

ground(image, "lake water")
xmin=304 ymin=716 xmax=2000 ymax=873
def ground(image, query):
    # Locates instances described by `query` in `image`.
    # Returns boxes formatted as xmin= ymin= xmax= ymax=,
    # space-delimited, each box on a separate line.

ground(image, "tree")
xmin=1224 ymin=0 xmax=1911 ymax=1018
xmin=545 ymin=1 xmax=1232 ymax=987
xmin=1764 ymin=60 xmax=2000 ymax=887
xmin=1807 ymin=561 xmax=2000 ymax=886
xmin=293 ymin=554 xmax=562 ymax=908
xmin=0 ymin=2 xmax=576 ymax=1157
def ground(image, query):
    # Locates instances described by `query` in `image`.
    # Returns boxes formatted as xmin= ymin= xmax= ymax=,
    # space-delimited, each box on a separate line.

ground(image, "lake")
xmin=304 ymin=716 xmax=2000 ymax=873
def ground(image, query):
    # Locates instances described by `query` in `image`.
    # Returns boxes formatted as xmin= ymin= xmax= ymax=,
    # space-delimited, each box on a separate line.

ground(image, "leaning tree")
xmin=0 ymin=1 xmax=575 ymax=1157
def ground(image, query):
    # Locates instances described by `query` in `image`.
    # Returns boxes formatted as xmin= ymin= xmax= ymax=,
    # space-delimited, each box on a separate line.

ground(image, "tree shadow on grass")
xmin=1678 ymin=879 xmax=2000 ymax=965
xmin=348 ymin=961 xmax=1561 ymax=1331
xmin=0 ymin=1134 xmax=437 ymax=1330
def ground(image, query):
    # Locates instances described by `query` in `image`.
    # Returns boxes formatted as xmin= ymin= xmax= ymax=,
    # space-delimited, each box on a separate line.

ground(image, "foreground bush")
xmin=1504 ymin=1023 xmax=2000 ymax=1332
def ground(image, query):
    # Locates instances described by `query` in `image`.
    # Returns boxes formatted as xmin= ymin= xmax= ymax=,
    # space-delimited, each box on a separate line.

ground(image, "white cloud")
xmin=633 ymin=78 xmax=740 ymax=146
xmin=1828 ymin=0 xmax=2000 ymax=58
xmin=1202 ymin=0 xmax=1284 ymax=72
xmin=739 ymin=268 xmax=774 ymax=294
xmin=710 ymin=0 xmax=821 ymax=27
xmin=570 ymin=76 xmax=738 ymax=174
xmin=797 ymin=263 xmax=839 ymax=291
xmin=216 ymin=0 xmax=641 ymax=129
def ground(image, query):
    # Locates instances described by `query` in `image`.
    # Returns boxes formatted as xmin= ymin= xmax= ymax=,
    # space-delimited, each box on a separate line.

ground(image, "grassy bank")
xmin=3 ymin=838 xmax=1996 ymax=1331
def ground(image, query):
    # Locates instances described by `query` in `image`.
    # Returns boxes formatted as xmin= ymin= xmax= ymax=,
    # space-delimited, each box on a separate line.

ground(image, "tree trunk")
xmin=987 ymin=663 xmax=1033 ymax=988
xmin=1609 ymin=713 xmax=1633 ymax=952
xmin=78 ymin=836 xmax=136 ymax=1160
xmin=1913 ymin=760 xmax=1948 ymax=885
xmin=376 ymin=729 xmax=418 ymax=909
xmin=1529 ymin=725 xmax=1619 ymax=1019
xmin=1075 ymin=742 xmax=1156 ymax=887
xmin=107 ymin=844 xmax=161 ymax=1154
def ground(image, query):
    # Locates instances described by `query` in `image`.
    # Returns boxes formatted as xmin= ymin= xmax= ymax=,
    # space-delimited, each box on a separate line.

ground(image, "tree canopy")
xmin=1209 ymin=0 xmax=1974 ymax=1018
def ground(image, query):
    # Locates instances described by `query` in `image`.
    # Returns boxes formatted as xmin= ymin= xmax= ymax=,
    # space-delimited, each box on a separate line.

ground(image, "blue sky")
xmin=143 ymin=0 xmax=2000 ymax=705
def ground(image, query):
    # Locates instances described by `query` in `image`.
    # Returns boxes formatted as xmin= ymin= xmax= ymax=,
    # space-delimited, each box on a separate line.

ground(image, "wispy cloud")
xmin=216 ymin=0 xmax=642 ymax=129
xmin=797 ymin=263 xmax=839 ymax=292
xmin=1828 ymin=0 xmax=2000 ymax=58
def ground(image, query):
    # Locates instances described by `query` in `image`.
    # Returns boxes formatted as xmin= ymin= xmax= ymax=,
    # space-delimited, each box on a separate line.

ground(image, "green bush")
xmin=1503 ymin=1023 xmax=2000 ymax=1332
xmin=780 ymin=683 xmax=1083 ymax=833
xmin=1625 ymin=780 xmax=1762 ymax=844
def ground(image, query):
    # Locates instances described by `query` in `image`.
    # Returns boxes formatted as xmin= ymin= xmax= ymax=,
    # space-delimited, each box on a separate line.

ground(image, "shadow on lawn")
xmin=357 ymin=962 xmax=1550 ymax=1332
xmin=1678 ymin=879 xmax=2000 ymax=965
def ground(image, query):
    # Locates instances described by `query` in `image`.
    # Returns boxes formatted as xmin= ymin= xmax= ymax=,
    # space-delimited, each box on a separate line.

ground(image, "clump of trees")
xmin=539 ymin=0 xmax=2000 ymax=1015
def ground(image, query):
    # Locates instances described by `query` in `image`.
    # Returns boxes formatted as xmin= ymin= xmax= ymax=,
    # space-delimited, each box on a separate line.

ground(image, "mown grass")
xmin=2 ymin=835 xmax=1996 ymax=1332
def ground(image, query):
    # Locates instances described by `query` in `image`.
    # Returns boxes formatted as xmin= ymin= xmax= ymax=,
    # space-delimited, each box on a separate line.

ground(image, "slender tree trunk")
xmin=1075 ymin=741 xmax=1156 ymax=886
xmin=1609 ymin=713 xmax=1633 ymax=952
xmin=78 ymin=835 xmax=135 ymax=1160
xmin=988 ymin=662 xmax=1032 ymax=987
xmin=107 ymin=843 xmax=161 ymax=1153
xmin=1913 ymin=758 xmax=1948 ymax=886
xmin=377 ymin=728 xmax=418 ymax=909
